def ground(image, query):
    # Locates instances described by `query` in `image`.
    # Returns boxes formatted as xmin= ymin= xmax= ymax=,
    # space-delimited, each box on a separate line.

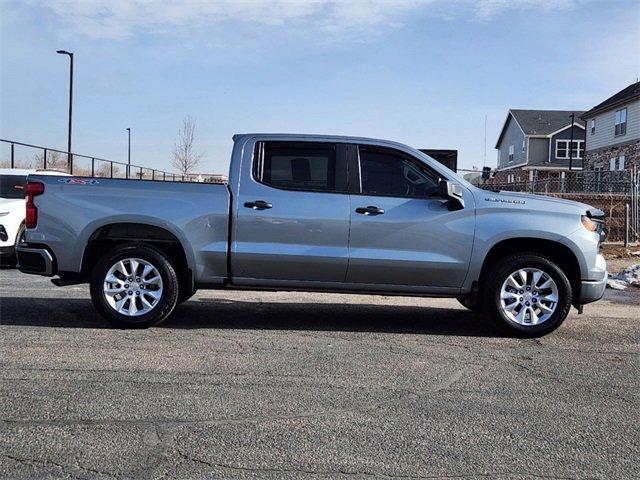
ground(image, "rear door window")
xmin=254 ymin=142 xmax=347 ymax=192
xmin=0 ymin=175 xmax=27 ymax=199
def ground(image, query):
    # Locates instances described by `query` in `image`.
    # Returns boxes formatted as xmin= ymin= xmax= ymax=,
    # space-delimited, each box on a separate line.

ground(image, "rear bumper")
xmin=16 ymin=245 xmax=56 ymax=276
xmin=579 ymin=253 xmax=607 ymax=305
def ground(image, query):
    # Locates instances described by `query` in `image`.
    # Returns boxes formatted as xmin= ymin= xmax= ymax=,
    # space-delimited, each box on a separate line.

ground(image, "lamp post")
xmin=126 ymin=128 xmax=131 ymax=178
xmin=56 ymin=50 xmax=74 ymax=172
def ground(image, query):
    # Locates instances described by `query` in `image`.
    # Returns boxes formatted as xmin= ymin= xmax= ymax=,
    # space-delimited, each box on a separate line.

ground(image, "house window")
xmin=610 ymin=155 xmax=626 ymax=171
xmin=507 ymin=173 xmax=515 ymax=183
xmin=522 ymin=139 xmax=526 ymax=153
xmin=615 ymin=108 xmax=627 ymax=136
xmin=508 ymin=145 xmax=514 ymax=162
xmin=590 ymin=119 xmax=595 ymax=134
xmin=555 ymin=140 xmax=584 ymax=159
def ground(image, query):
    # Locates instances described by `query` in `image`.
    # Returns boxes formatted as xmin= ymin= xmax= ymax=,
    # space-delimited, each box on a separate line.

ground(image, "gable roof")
xmin=496 ymin=109 xmax=585 ymax=148
xmin=581 ymin=81 xmax=640 ymax=119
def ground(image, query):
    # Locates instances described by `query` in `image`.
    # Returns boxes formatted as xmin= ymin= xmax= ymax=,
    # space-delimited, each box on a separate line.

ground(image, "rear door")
xmin=232 ymin=140 xmax=351 ymax=284
xmin=346 ymin=145 xmax=474 ymax=289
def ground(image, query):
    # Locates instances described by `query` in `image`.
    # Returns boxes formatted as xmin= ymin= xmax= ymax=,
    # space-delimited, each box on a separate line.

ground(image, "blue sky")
xmin=1 ymin=0 xmax=639 ymax=174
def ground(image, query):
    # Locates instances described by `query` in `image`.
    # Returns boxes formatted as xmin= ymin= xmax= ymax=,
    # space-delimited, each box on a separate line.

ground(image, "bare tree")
xmin=171 ymin=116 xmax=202 ymax=176
xmin=33 ymin=150 xmax=68 ymax=172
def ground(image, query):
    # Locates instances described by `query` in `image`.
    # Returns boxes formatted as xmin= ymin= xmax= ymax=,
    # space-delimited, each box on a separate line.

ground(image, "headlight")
xmin=581 ymin=215 xmax=598 ymax=232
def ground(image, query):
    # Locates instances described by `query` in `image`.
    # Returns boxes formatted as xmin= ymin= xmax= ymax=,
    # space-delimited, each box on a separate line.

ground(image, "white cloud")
xmin=30 ymin=0 xmax=583 ymax=40
xmin=474 ymin=0 xmax=577 ymax=20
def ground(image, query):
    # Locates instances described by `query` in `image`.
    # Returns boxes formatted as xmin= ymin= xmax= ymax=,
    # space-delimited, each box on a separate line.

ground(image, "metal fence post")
xmin=91 ymin=158 xmax=95 ymax=177
xmin=163 ymin=172 xmax=166 ymax=181
xmin=152 ymin=169 xmax=155 ymax=181
xmin=110 ymin=162 xmax=113 ymax=179
xmin=10 ymin=143 xmax=14 ymax=168
xmin=624 ymin=203 xmax=630 ymax=247
xmin=43 ymin=149 xmax=47 ymax=169
xmin=139 ymin=167 xmax=143 ymax=180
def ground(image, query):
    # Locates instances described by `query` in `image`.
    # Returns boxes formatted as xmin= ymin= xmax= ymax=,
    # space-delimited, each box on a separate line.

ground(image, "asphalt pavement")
xmin=0 ymin=268 xmax=638 ymax=479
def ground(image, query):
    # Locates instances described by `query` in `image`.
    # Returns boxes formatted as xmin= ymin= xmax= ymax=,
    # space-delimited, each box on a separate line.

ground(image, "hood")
xmin=0 ymin=197 xmax=25 ymax=211
xmin=475 ymin=187 xmax=596 ymax=215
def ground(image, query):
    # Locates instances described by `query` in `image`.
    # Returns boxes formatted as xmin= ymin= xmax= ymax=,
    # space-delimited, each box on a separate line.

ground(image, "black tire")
xmin=16 ymin=223 xmax=26 ymax=247
xmin=456 ymin=296 xmax=483 ymax=313
xmin=90 ymin=243 xmax=179 ymax=328
xmin=484 ymin=253 xmax=572 ymax=337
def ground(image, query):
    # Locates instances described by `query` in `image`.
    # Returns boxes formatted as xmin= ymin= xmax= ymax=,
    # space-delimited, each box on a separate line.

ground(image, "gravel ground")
xmin=0 ymin=268 xmax=639 ymax=480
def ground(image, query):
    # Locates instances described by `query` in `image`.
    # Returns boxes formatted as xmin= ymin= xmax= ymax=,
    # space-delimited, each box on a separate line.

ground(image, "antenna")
xmin=483 ymin=114 xmax=487 ymax=168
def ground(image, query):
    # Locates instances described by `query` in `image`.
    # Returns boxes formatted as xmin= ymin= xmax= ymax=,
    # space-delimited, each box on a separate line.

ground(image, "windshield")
xmin=0 ymin=175 xmax=27 ymax=199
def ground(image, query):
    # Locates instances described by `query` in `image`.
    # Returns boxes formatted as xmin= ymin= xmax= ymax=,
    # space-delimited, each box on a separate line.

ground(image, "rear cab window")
xmin=0 ymin=175 xmax=27 ymax=199
xmin=253 ymin=141 xmax=348 ymax=193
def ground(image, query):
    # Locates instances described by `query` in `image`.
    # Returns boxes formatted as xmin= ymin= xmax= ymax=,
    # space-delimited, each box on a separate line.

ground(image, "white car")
xmin=0 ymin=168 xmax=69 ymax=266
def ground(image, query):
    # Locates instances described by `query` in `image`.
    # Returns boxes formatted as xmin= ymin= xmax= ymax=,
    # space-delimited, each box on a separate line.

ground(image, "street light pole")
xmin=126 ymin=128 xmax=131 ymax=178
xmin=56 ymin=50 xmax=74 ymax=172
xmin=568 ymin=112 xmax=575 ymax=172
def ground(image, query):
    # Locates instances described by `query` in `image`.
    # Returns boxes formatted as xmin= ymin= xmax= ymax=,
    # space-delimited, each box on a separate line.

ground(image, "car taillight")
xmin=25 ymin=181 xmax=45 ymax=229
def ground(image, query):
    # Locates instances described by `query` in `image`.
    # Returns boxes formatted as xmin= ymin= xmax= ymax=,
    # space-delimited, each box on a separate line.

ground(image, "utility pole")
xmin=126 ymin=128 xmax=131 ymax=178
xmin=56 ymin=50 xmax=74 ymax=171
xmin=568 ymin=112 xmax=575 ymax=171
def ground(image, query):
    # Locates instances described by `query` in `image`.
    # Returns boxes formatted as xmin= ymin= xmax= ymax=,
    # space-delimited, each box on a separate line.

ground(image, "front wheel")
xmin=484 ymin=253 xmax=572 ymax=337
xmin=90 ymin=243 xmax=179 ymax=328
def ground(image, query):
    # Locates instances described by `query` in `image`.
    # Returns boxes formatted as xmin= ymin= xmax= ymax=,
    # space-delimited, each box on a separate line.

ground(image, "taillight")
xmin=25 ymin=181 xmax=45 ymax=229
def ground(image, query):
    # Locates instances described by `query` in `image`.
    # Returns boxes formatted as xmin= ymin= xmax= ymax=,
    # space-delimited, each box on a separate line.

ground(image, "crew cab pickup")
xmin=17 ymin=134 xmax=607 ymax=336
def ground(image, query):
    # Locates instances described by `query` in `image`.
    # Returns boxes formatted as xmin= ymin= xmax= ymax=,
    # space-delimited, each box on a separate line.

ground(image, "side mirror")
xmin=439 ymin=180 xmax=465 ymax=210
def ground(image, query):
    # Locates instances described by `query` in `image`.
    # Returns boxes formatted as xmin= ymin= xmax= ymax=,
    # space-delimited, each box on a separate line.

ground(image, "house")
xmin=581 ymin=81 xmax=639 ymax=174
xmin=494 ymin=109 xmax=586 ymax=183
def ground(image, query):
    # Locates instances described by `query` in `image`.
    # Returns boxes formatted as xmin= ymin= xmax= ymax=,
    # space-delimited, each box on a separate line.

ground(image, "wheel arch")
xmin=80 ymin=221 xmax=195 ymax=297
xmin=476 ymin=237 xmax=582 ymax=304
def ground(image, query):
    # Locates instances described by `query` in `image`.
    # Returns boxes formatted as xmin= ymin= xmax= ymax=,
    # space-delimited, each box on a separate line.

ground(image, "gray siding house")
xmin=495 ymin=110 xmax=586 ymax=173
xmin=581 ymin=82 xmax=639 ymax=172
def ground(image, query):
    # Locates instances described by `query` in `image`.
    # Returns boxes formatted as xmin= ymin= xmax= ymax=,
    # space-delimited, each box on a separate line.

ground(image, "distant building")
xmin=493 ymin=109 xmax=586 ymax=184
xmin=419 ymin=149 xmax=457 ymax=172
xmin=185 ymin=173 xmax=228 ymax=183
xmin=581 ymin=81 xmax=639 ymax=173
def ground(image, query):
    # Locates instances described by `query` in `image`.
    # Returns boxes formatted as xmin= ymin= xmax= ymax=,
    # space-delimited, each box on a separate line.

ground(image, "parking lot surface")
xmin=1 ymin=268 xmax=639 ymax=479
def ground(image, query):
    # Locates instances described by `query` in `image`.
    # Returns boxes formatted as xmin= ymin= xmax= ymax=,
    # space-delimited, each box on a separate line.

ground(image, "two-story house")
xmin=581 ymin=81 xmax=639 ymax=173
xmin=494 ymin=109 xmax=586 ymax=183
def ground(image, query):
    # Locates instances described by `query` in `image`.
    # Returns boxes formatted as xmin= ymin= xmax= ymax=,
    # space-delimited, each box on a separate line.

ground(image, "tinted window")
xmin=255 ymin=142 xmax=338 ymax=192
xmin=359 ymin=147 xmax=440 ymax=197
xmin=0 ymin=175 xmax=27 ymax=199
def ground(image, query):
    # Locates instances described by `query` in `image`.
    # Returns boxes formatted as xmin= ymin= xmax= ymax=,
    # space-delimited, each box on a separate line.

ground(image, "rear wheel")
xmin=484 ymin=253 xmax=572 ymax=337
xmin=90 ymin=243 xmax=179 ymax=328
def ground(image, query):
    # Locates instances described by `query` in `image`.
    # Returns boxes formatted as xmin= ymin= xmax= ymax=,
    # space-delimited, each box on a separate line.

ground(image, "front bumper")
xmin=579 ymin=253 xmax=607 ymax=304
xmin=16 ymin=245 xmax=56 ymax=276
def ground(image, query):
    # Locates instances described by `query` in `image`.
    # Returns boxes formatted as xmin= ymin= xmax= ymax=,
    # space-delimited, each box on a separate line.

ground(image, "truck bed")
xmin=26 ymin=175 xmax=231 ymax=284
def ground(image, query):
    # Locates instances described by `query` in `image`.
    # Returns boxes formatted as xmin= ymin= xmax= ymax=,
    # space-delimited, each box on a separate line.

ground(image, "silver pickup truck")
xmin=17 ymin=134 xmax=607 ymax=336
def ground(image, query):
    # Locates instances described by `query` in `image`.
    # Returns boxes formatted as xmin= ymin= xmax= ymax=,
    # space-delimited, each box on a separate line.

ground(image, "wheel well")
xmin=478 ymin=238 xmax=582 ymax=302
xmin=81 ymin=223 xmax=193 ymax=296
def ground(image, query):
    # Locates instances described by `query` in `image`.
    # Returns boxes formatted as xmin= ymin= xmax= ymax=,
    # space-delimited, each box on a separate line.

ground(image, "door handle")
xmin=355 ymin=205 xmax=385 ymax=215
xmin=244 ymin=200 xmax=273 ymax=210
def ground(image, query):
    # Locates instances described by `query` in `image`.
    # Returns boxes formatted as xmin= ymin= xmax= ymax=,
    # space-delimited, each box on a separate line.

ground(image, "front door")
xmin=232 ymin=141 xmax=351 ymax=284
xmin=346 ymin=145 xmax=475 ymax=288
